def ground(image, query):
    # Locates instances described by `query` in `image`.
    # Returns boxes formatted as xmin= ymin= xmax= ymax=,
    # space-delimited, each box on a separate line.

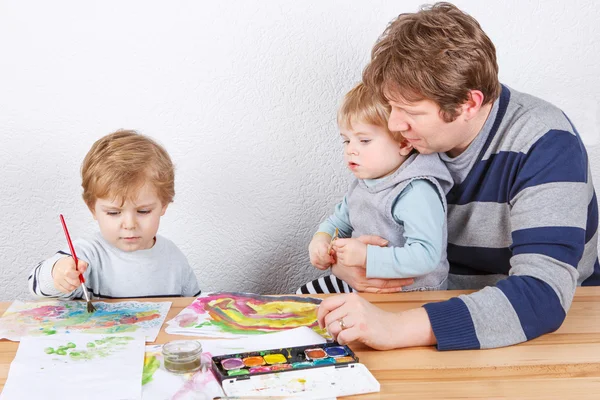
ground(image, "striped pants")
xmin=296 ymin=275 xmax=356 ymax=294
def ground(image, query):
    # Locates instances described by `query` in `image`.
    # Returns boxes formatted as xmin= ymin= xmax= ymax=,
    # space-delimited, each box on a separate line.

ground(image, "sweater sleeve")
xmin=181 ymin=264 xmax=202 ymax=297
xmin=28 ymin=238 xmax=97 ymax=300
xmin=424 ymin=129 xmax=587 ymax=350
xmin=366 ymin=180 xmax=445 ymax=278
xmin=28 ymin=251 xmax=84 ymax=300
xmin=317 ymin=195 xmax=353 ymax=239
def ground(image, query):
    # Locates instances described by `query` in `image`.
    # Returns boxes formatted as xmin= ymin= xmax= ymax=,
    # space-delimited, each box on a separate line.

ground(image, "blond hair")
xmin=363 ymin=2 xmax=501 ymax=122
xmin=81 ymin=130 xmax=175 ymax=210
xmin=338 ymin=83 xmax=407 ymax=143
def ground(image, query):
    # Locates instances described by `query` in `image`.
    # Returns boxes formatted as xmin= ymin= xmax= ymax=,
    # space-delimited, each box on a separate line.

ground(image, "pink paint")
xmin=21 ymin=306 xmax=65 ymax=319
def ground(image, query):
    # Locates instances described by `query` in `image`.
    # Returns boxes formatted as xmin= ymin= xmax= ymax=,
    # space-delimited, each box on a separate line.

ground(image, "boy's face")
xmin=91 ymin=182 xmax=168 ymax=252
xmin=387 ymin=97 xmax=471 ymax=156
xmin=340 ymin=122 xmax=410 ymax=180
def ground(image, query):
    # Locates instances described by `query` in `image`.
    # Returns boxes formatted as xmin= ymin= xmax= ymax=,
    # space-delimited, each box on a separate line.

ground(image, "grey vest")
xmin=347 ymin=153 xmax=453 ymax=291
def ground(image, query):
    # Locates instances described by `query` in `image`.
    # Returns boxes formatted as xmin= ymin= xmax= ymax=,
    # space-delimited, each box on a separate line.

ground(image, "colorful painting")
xmin=0 ymin=334 xmax=145 ymax=400
xmin=165 ymin=292 xmax=328 ymax=339
xmin=0 ymin=300 xmax=171 ymax=342
xmin=142 ymin=345 xmax=224 ymax=400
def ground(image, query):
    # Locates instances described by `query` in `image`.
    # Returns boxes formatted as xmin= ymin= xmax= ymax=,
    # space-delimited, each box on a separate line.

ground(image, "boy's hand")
xmin=309 ymin=233 xmax=335 ymax=270
xmin=332 ymin=238 xmax=367 ymax=269
xmin=52 ymin=257 xmax=88 ymax=294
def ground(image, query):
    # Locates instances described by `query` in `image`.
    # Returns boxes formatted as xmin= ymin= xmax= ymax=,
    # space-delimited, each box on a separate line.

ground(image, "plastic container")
xmin=162 ymin=340 xmax=202 ymax=374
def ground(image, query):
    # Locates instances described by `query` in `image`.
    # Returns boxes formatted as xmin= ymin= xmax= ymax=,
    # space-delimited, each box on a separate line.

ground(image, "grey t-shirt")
xmin=29 ymin=233 xmax=201 ymax=299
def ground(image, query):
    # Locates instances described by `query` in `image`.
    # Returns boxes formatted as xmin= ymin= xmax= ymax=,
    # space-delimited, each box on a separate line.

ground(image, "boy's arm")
xmin=423 ymin=130 xmax=589 ymax=349
xmin=28 ymin=251 xmax=84 ymax=300
xmin=317 ymin=195 xmax=353 ymax=238
xmin=366 ymin=180 xmax=445 ymax=278
xmin=181 ymin=263 xmax=202 ymax=297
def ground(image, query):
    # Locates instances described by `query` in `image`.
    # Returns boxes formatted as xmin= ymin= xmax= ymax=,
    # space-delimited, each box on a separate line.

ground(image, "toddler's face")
xmin=92 ymin=182 xmax=168 ymax=252
xmin=340 ymin=122 xmax=410 ymax=180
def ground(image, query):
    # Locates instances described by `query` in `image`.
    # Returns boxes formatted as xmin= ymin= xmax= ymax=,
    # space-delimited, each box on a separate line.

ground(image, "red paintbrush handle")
xmin=59 ymin=214 xmax=85 ymax=284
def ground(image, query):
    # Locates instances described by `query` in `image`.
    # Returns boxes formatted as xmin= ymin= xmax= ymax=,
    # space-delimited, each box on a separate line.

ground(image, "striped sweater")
xmin=422 ymin=85 xmax=600 ymax=350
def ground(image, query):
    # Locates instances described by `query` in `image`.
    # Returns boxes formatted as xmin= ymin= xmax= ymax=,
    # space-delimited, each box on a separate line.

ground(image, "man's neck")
xmin=447 ymin=102 xmax=494 ymax=158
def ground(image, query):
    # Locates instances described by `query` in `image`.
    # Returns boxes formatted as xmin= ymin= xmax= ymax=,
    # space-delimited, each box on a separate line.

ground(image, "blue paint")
xmin=325 ymin=346 xmax=348 ymax=357
xmin=313 ymin=358 xmax=335 ymax=365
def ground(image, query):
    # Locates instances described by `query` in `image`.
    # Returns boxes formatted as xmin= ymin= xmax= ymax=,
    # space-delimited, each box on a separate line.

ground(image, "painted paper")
xmin=165 ymin=292 xmax=328 ymax=339
xmin=0 ymin=334 xmax=145 ymax=400
xmin=142 ymin=345 xmax=224 ymax=400
xmin=0 ymin=300 xmax=171 ymax=342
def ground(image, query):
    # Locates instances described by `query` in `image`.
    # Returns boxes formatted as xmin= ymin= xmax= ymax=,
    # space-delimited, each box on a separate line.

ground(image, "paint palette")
xmin=211 ymin=342 xmax=380 ymax=397
xmin=211 ymin=342 xmax=358 ymax=380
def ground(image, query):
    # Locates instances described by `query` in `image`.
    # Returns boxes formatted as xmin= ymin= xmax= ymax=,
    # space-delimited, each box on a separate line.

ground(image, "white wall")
xmin=0 ymin=0 xmax=599 ymax=300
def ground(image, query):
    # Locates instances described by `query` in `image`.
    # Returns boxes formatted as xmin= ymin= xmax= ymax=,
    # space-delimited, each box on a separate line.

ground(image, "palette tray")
xmin=211 ymin=342 xmax=358 ymax=382
xmin=211 ymin=342 xmax=380 ymax=397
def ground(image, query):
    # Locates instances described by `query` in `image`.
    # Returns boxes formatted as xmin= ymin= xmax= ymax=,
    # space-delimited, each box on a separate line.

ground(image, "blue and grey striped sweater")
xmin=423 ymin=85 xmax=600 ymax=350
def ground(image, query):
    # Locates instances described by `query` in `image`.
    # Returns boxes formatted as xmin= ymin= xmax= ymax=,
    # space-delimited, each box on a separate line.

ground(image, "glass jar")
xmin=162 ymin=340 xmax=203 ymax=374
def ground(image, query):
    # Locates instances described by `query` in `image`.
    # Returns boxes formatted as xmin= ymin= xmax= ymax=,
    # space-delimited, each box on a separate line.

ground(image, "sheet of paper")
xmin=142 ymin=345 xmax=224 ymax=400
xmin=0 ymin=300 xmax=171 ymax=342
xmin=0 ymin=334 xmax=145 ymax=400
xmin=201 ymin=326 xmax=327 ymax=356
xmin=165 ymin=292 xmax=329 ymax=339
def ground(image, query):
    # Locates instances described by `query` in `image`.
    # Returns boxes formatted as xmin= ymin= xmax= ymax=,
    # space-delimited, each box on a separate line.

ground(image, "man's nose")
xmin=389 ymin=109 xmax=409 ymax=132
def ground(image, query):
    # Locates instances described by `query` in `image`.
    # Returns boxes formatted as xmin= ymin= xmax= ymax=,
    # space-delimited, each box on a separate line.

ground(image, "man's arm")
xmin=424 ymin=129 xmax=589 ymax=349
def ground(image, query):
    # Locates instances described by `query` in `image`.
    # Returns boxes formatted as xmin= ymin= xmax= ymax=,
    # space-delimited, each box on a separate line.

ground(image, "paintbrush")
xmin=59 ymin=214 xmax=96 ymax=313
xmin=327 ymin=227 xmax=339 ymax=255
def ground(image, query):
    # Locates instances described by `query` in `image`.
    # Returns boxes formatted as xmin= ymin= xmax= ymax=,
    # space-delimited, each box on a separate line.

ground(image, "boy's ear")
xmin=160 ymin=203 xmax=169 ymax=216
xmin=90 ymin=203 xmax=98 ymax=220
xmin=398 ymin=140 xmax=414 ymax=156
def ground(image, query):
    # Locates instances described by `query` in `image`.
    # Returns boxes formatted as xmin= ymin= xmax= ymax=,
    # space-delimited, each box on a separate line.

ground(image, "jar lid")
xmin=162 ymin=340 xmax=202 ymax=358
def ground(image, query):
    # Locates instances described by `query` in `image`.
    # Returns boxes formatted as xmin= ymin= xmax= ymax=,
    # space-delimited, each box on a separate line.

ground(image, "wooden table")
xmin=1 ymin=288 xmax=600 ymax=399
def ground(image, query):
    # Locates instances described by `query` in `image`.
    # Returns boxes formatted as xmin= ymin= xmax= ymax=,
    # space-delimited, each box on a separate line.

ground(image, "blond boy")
xmin=299 ymin=83 xmax=452 ymax=294
xmin=29 ymin=130 xmax=200 ymax=299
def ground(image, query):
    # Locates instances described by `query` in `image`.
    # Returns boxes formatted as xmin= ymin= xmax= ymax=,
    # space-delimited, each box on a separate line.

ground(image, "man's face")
xmin=387 ymin=96 xmax=470 ymax=156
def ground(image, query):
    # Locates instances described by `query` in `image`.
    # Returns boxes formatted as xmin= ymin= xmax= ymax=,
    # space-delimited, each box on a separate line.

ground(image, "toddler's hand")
xmin=52 ymin=257 xmax=88 ymax=294
xmin=309 ymin=233 xmax=335 ymax=270
xmin=332 ymin=238 xmax=367 ymax=269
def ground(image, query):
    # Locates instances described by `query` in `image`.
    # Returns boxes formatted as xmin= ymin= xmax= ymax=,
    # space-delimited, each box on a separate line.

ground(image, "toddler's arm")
xmin=181 ymin=262 xmax=202 ymax=297
xmin=28 ymin=252 xmax=87 ymax=299
xmin=367 ymin=179 xmax=445 ymax=279
xmin=309 ymin=196 xmax=354 ymax=270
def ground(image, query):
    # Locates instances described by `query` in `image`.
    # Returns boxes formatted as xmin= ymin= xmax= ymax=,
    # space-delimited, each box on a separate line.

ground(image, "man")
xmin=318 ymin=2 xmax=599 ymax=350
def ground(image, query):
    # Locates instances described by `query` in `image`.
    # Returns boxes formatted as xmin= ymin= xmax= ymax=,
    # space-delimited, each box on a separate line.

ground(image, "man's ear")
xmin=460 ymin=89 xmax=485 ymax=121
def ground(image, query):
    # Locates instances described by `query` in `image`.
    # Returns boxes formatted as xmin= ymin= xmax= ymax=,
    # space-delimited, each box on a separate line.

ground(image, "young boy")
xmin=28 ymin=130 xmax=201 ymax=299
xmin=298 ymin=83 xmax=453 ymax=294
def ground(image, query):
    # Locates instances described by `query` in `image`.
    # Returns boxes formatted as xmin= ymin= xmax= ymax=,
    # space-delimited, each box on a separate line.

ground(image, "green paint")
xmin=142 ymin=355 xmax=161 ymax=385
xmin=45 ymin=336 xmax=136 ymax=361
xmin=42 ymin=328 xmax=57 ymax=335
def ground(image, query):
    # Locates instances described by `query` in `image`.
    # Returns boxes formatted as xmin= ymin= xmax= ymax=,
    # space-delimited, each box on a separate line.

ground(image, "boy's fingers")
xmin=76 ymin=260 xmax=88 ymax=273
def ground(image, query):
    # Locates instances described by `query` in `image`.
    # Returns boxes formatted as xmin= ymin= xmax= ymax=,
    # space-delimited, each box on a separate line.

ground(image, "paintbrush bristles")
xmin=87 ymin=301 xmax=96 ymax=313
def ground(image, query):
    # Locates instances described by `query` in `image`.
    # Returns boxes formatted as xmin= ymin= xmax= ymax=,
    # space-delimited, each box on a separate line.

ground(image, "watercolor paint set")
xmin=211 ymin=342 xmax=380 ymax=397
